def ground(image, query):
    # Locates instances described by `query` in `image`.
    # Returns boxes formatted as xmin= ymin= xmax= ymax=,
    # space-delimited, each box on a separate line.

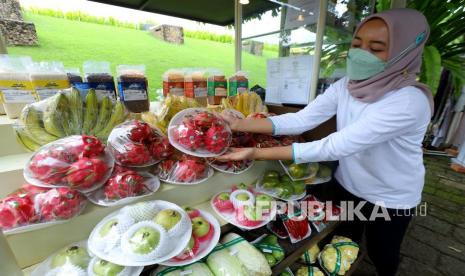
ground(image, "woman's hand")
xmin=216 ymin=148 xmax=256 ymax=161
xmin=220 ymin=110 xmax=241 ymax=132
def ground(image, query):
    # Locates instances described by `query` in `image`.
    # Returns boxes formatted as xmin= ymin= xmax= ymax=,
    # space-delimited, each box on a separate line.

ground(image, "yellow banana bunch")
xmin=42 ymin=93 xmax=67 ymax=137
xmin=20 ymin=104 xmax=58 ymax=145
xmin=66 ymin=88 xmax=83 ymax=134
xmin=95 ymin=101 xmax=127 ymax=140
xmin=13 ymin=123 xmax=41 ymax=152
xmin=82 ymin=89 xmax=98 ymax=134
xmin=93 ymin=96 xmax=112 ymax=135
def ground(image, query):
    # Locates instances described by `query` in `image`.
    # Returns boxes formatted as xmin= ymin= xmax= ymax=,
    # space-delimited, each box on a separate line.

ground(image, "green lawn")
xmin=8 ymin=13 xmax=276 ymax=100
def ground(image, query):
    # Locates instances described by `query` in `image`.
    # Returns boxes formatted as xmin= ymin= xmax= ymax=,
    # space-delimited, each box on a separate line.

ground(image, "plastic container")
xmin=0 ymin=55 xmax=35 ymax=119
xmin=163 ymin=69 xmax=184 ymax=97
xmin=228 ymin=71 xmax=248 ymax=97
xmin=207 ymin=70 xmax=227 ymax=105
xmin=167 ymin=108 xmax=232 ymax=157
xmin=209 ymin=159 xmax=254 ymax=174
xmin=279 ymin=161 xmax=319 ymax=181
xmin=24 ymin=135 xmax=115 ymax=193
xmin=83 ymin=61 xmax=116 ymax=101
xmin=184 ymin=70 xmax=207 ymax=106
xmin=29 ymin=61 xmax=70 ymax=100
xmin=280 ymin=203 xmax=311 ymax=243
xmin=156 ymin=154 xmax=214 ymax=185
xmin=117 ymin=65 xmax=149 ymax=113
xmin=255 ymin=171 xmax=307 ymax=201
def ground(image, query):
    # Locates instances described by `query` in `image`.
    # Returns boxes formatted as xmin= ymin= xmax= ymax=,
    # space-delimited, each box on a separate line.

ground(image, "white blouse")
xmin=269 ymin=77 xmax=431 ymax=208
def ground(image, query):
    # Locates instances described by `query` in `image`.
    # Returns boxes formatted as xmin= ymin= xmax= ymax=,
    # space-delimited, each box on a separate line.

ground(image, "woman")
xmin=219 ymin=8 xmax=433 ymax=276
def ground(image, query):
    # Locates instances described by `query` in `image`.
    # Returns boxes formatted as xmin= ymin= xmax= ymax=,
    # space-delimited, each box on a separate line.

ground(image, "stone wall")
xmin=0 ymin=0 xmax=22 ymax=21
xmin=150 ymin=24 xmax=184 ymax=44
xmin=243 ymin=41 xmax=264 ymax=56
xmin=0 ymin=19 xmax=37 ymax=46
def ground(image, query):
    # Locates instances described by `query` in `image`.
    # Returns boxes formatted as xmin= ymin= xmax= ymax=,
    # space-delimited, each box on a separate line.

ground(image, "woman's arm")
xmin=216 ymin=146 xmax=293 ymax=161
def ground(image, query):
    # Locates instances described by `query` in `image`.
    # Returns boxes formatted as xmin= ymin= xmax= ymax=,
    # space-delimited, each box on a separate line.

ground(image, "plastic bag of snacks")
xmin=184 ymin=69 xmax=208 ymax=106
xmin=88 ymin=165 xmax=161 ymax=207
xmin=207 ymin=70 xmax=227 ymax=105
xmin=296 ymin=266 xmax=324 ymax=276
xmin=83 ymin=60 xmax=117 ymax=101
xmin=24 ymin=135 xmax=114 ymax=193
xmin=280 ymin=203 xmax=311 ymax=243
xmin=228 ymin=71 xmax=249 ymax=97
xmin=0 ymin=184 xmax=86 ymax=233
xmin=163 ymin=69 xmax=185 ymax=97
xmin=168 ymin=108 xmax=232 ymax=157
xmin=117 ymin=65 xmax=150 ymax=113
xmin=30 ymin=240 xmax=143 ymax=276
xmin=318 ymin=236 xmax=359 ymax=275
xmin=156 ymin=153 xmax=213 ymax=185
xmin=28 ymin=61 xmax=70 ymax=101
xmin=108 ymin=120 xmax=174 ymax=167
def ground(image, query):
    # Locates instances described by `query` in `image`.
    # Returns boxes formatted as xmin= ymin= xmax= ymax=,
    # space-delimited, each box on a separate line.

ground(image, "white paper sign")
xmin=266 ymin=55 xmax=313 ymax=105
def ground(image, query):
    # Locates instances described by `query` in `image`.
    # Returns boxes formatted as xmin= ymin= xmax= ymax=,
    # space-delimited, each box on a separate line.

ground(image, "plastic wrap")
xmin=221 ymin=93 xmax=267 ymax=117
xmin=252 ymin=234 xmax=285 ymax=268
xmin=300 ymin=244 xmax=320 ymax=265
xmin=318 ymin=236 xmax=359 ymax=275
xmin=0 ymin=55 xmax=35 ymax=119
xmin=279 ymin=161 xmax=319 ymax=181
xmin=117 ymin=65 xmax=149 ymax=113
xmin=88 ymin=200 xmax=192 ymax=266
xmin=31 ymin=240 xmax=143 ymax=276
xmin=108 ymin=120 xmax=173 ymax=167
xmin=296 ymin=266 xmax=324 ymax=276
xmin=207 ymin=70 xmax=227 ymax=105
xmin=155 ymin=154 xmax=213 ymax=185
xmin=256 ymin=170 xmax=307 ymax=201
xmin=206 ymin=242 xmax=249 ymax=276
xmin=280 ymin=203 xmax=311 ymax=244
xmin=0 ymin=184 xmax=87 ymax=234
xmin=163 ymin=69 xmax=185 ymax=97
xmin=302 ymin=195 xmax=341 ymax=232
xmin=24 ymin=135 xmax=114 ymax=193
xmin=83 ymin=61 xmax=117 ymax=101
xmin=184 ymin=69 xmax=208 ymax=106
xmin=168 ymin=108 xmax=232 ymax=157
xmin=228 ymin=71 xmax=249 ymax=97
xmin=153 ymin=262 xmax=214 ymax=276
xmin=28 ymin=61 xmax=70 ymax=101
xmin=88 ymin=168 xmax=160 ymax=207
xmin=65 ymin=67 xmax=83 ymax=86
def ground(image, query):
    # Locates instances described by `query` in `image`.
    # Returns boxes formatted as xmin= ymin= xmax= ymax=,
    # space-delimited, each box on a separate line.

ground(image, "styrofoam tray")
xmin=31 ymin=240 xmax=144 ymax=276
xmin=210 ymin=190 xmax=277 ymax=230
xmin=159 ymin=166 xmax=214 ymax=185
xmin=167 ymin=108 xmax=232 ymax=158
xmin=278 ymin=161 xmax=319 ymax=181
xmin=87 ymin=172 xmax=161 ymax=207
xmin=88 ymin=200 xmax=192 ymax=266
xmin=255 ymin=173 xmax=307 ymax=202
xmin=209 ymin=159 xmax=254 ymax=175
xmin=160 ymin=210 xmax=221 ymax=266
xmin=3 ymin=218 xmax=70 ymax=236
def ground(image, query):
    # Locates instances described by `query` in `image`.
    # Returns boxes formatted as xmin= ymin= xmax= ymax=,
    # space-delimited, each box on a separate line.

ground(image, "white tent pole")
xmin=309 ymin=0 xmax=328 ymax=102
xmin=234 ymin=0 xmax=242 ymax=72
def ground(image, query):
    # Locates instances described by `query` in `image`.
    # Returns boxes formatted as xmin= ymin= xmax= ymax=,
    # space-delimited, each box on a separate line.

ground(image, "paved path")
xmin=355 ymin=155 xmax=465 ymax=276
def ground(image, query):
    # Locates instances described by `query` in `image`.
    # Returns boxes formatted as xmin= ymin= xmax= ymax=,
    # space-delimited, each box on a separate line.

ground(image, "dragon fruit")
xmin=173 ymin=126 xmax=204 ymax=150
xmin=192 ymin=111 xmax=219 ymax=129
xmin=36 ymin=187 xmax=85 ymax=221
xmin=113 ymin=143 xmax=151 ymax=166
xmin=104 ymin=170 xmax=147 ymax=200
xmin=67 ymin=135 xmax=105 ymax=158
xmin=171 ymin=156 xmax=208 ymax=182
xmin=28 ymin=152 xmax=71 ymax=185
xmin=66 ymin=158 xmax=108 ymax=189
xmin=9 ymin=184 xmax=48 ymax=197
xmin=149 ymin=136 xmax=174 ymax=160
xmin=0 ymin=195 xmax=36 ymax=229
xmin=127 ymin=120 xmax=153 ymax=143
xmin=204 ymin=124 xmax=231 ymax=153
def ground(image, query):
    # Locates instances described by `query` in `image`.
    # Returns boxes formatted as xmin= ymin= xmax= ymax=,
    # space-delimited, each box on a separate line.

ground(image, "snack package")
xmin=279 ymin=161 xmax=319 ymax=181
xmin=256 ymin=169 xmax=307 ymax=201
xmin=29 ymin=61 xmax=70 ymax=101
xmin=252 ymin=234 xmax=285 ymax=268
xmin=24 ymin=135 xmax=114 ymax=193
xmin=156 ymin=154 xmax=213 ymax=185
xmin=88 ymin=167 xmax=160 ymax=207
xmin=0 ymin=55 xmax=35 ymax=119
xmin=207 ymin=70 xmax=227 ymax=105
xmin=117 ymin=65 xmax=149 ymax=113
xmin=168 ymin=108 xmax=232 ymax=157
xmin=228 ymin=71 xmax=249 ymax=97
xmin=163 ymin=69 xmax=185 ymax=97
xmin=83 ymin=61 xmax=117 ymax=101
xmin=0 ymin=184 xmax=86 ymax=233
xmin=88 ymin=200 xmax=192 ymax=266
xmin=154 ymin=262 xmax=214 ymax=276
xmin=318 ymin=236 xmax=359 ymax=275
xmin=280 ymin=203 xmax=311 ymax=243
xmin=108 ymin=120 xmax=173 ymax=167
xmin=184 ymin=69 xmax=208 ymax=106
xmin=30 ymin=240 xmax=143 ymax=276
xmin=65 ymin=67 xmax=83 ymax=87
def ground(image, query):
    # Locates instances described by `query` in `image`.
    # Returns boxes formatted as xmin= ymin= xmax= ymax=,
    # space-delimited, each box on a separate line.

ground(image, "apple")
xmin=92 ymin=258 xmax=124 ymax=276
xmin=99 ymin=219 xmax=119 ymax=238
xmin=236 ymin=193 xmax=250 ymax=201
xmin=244 ymin=205 xmax=262 ymax=221
xmin=288 ymin=163 xmax=306 ymax=178
xmin=280 ymin=174 xmax=292 ymax=184
xmin=292 ymin=181 xmax=306 ymax=195
xmin=183 ymin=206 xmax=200 ymax=219
xmin=236 ymin=183 xmax=249 ymax=190
xmin=129 ymin=227 xmax=160 ymax=254
xmin=154 ymin=209 xmax=181 ymax=231
xmin=217 ymin=192 xmax=230 ymax=201
xmin=256 ymin=194 xmax=273 ymax=210
xmin=262 ymin=178 xmax=280 ymax=189
xmin=51 ymin=245 xmax=90 ymax=269
xmin=191 ymin=217 xmax=210 ymax=238
xmin=264 ymin=170 xmax=279 ymax=179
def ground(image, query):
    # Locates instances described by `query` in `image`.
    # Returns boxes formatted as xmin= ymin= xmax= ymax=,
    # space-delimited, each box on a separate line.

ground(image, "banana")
xmin=242 ymin=92 xmax=250 ymax=116
xmin=92 ymin=96 xmax=112 ymax=134
xmin=95 ymin=101 xmax=126 ymax=140
xmin=42 ymin=93 xmax=66 ymax=137
xmin=82 ymin=89 xmax=98 ymax=134
xmin=13 ymin=124 xmax=41 ymax=151
xmin=56 ymin=93 xmax=72 ymax=136
xmin=65 ymin=88 xmax=83 ymax=134
xmin=20 ymin=104 xmax=58 ymax=145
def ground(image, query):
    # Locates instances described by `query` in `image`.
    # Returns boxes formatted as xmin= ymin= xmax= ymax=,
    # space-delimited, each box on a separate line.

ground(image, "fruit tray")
xmin=168 ymin=108 xmax=232 ymax=158
xmin=210 ymin=186 xmax=277 ymax=230
xmin=302 ymin=165 xmax=333 ymax=185
xmin=255 ymin=171 xmax=307 ymax=202
xmin=208 ymin=159 xmax=255 ymax=175
xmin=157 ymin=157 xmax=215 ymax=185
xmin=87 ymin=172 xmax=160 ymax=207
xmin=88 ymin=200 xmax=192 ymax=266
xmin=160 ymin=209 xmax=221 ymax=266
xmin=278 ymin=161 xmax=319 ymax=181
xmin=31 ymin=240 xmax=143 ymax=276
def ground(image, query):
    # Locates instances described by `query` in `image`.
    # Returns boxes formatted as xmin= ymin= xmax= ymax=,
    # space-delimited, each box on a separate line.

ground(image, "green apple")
xmin=277 ymin=184 xmax=294 ymax=199
xmin=218 ymin=192 xmax=230 ymax=201
xmin=280 ymin=270 xmax=292 ymax=276
xmin=280 ymin=174 xmax=292 ymax=184
xmin=129 ymin=227 xmax=160 ymax=254
xmin=237 ymin=183 xmax=249 ymax=190
xmin=262 ymin=178 xmax=280 ymax=189
xmin=191 ymin=217 xmax=210 ymax=238
xmin=51 ymin=245 xmax=90 ymax=269
xmin=262 ymin=234 xmax=278 ymax=245
xmin=181 ymin=236 xmax=196 ymax=254
xmin=265 ymin=253 xmax=277 ymax=266
xmin=154 ymin=209 xmax=181 ymax=231
xmin=236 ymin=193 xmax=250 ymax=201
xmin=292 ymin=180 xmax=306 ymax=195
xmin=92 ymin=258 xmax=124 ymax=276
xmin=244 ymin=206 xmax=262 ymax=221
xmin=288 ymin=163 xmax=306 ymax=178
xmin=99 ymin=219 xmax=119 ymax=238
xmin=256 ymin=194 xmax=272 ymax=210
xmin=264 ymin=170 xmax=279 ymax=179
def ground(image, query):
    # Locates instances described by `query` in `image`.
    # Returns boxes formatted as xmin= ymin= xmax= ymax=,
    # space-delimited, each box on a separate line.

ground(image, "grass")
xmin=8 ymin=13 xmax=277 ymax=100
